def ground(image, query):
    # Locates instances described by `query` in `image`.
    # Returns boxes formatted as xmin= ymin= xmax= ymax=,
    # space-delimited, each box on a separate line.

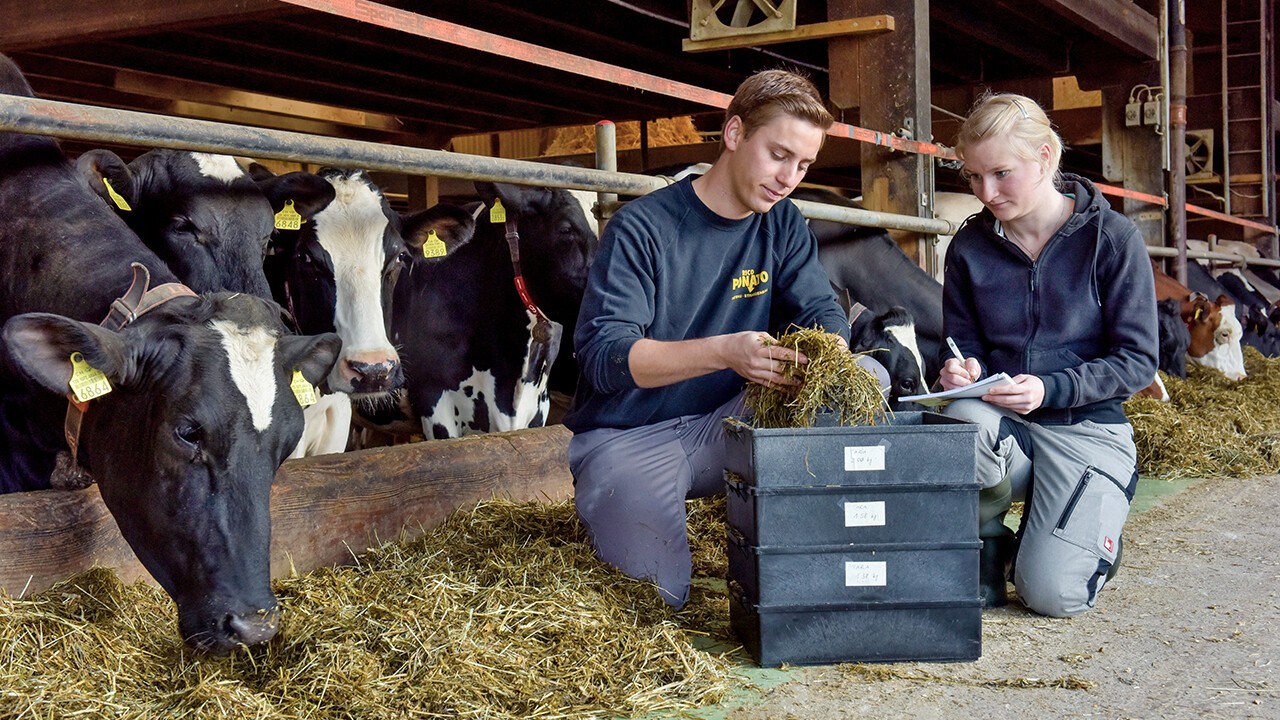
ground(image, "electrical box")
xmin=1125 ymin=102 xmax=1142 ymax=127
xmin=1143 ymin=100 xmax=1160 ymax=126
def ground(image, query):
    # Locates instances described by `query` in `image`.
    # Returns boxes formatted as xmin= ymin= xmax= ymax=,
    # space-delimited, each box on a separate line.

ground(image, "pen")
xmin=946 ymin=336 xmax=976 ymax=381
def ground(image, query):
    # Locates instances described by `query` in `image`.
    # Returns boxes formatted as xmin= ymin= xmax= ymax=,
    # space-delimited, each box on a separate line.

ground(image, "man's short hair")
xmin=723 ymin=69 xmax=835 ymax=140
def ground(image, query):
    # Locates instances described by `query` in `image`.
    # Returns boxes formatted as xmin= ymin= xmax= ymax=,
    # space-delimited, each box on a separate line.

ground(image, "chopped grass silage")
xmin=0 ymin=498 xmax=738 ymax=720
xmin=746 ymin=327 xmax=887 ymax=428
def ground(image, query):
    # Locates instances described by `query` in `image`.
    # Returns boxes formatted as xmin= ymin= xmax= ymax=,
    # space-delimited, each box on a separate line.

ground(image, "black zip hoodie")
xmin=941 ymin=174 xmax=1158 ymax=425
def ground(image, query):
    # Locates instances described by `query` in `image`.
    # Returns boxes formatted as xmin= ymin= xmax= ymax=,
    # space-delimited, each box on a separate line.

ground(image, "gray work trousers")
xmin=943 ymin=399 xmax=1138 ymax=617
xmin=569 ymin=391 xmax=747 ymax=608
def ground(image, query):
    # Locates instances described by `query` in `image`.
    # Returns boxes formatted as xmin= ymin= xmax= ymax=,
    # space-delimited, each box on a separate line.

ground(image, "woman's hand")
xmin=939 ymin=357 xmax=982 ymax=390
xmin=982 ymin=374 xmax=1045 ymax=414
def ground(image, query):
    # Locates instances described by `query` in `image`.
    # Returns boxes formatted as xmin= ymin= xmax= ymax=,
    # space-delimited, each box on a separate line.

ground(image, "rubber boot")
xmin=979 ymin=527 xmax=1016 ymax=608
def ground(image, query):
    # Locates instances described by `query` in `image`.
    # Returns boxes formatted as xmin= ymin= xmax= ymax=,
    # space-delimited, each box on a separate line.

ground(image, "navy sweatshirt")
xmin=564 ymin=177 xmax=848 ymax=432
xmin=942 ymin=174 xmax=1158 ymax=425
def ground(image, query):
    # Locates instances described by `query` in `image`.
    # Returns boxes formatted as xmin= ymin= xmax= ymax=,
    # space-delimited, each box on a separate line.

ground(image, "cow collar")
xmin=63 ymin=263 xmax=198 ymax=471
xmin=503 ymin=218 xmax=551 ymax=325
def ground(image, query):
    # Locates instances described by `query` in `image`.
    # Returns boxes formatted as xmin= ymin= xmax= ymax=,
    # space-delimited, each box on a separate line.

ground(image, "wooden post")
xmin=828 ymin=0 xmax=933 ymax=264
xmin=1101 ymin=83 xmax=1167 ymax=276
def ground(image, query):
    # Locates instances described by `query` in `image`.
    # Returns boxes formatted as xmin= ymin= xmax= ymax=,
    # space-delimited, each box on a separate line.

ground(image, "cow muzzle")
xmin=183 ymin=603 xmax=281 ymax=655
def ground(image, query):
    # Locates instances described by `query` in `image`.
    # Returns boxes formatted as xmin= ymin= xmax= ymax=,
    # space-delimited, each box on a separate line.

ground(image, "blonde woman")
xmin=940 ymin=93 xmax=1158 ymax=615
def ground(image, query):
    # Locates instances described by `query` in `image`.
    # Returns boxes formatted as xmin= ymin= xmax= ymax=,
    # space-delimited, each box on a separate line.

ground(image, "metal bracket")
xmin=689 ymin=0 xmax=797 ymax=41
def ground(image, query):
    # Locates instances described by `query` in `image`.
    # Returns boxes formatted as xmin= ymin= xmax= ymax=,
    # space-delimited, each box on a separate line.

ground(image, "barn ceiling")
xmin=1 ymin=0 xmax=1159 ymax=166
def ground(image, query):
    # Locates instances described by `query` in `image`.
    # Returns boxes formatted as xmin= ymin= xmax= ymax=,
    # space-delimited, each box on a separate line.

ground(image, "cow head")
xmin=1189 ymin=296 xmax=1247 ymax=380
xmin=265 ymin=168 xmax=410 ymax=399
xmin=850 ymin=306 xmax=928 ymax=408
xmin=2 ymin=293 xmax=341 ymax=654
xmin=1155 ymin=298 xmax=1189 ymax=378
xmin=1180 ymin=293 xmax=1222 ymax=358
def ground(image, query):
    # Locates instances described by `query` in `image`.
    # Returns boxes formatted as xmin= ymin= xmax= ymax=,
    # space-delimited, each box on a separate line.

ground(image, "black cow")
xmin=78 ymin=149 xmax=332 ymax=300
xmin=0 ymin=53 xmax=341 ymax=653
xmin=849 ymin=305 xmax=929 ymax=408
xmin=1154 ymin=298 xmax=1190 ymax=378
xmin=384 ymin=181 xmax=597 ymax=439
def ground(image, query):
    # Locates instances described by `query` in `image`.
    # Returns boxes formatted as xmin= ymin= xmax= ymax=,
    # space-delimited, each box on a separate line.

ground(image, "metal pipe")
xmin=0 ymin=94 xmax=959 ymax=235
xmin=594 ymin=121 xmax=618 ymax=238
xmin=1147 ymin=245 xmax=1280 ymax=268
xmin=1165 ymin=0 xmax=1190 ymax=285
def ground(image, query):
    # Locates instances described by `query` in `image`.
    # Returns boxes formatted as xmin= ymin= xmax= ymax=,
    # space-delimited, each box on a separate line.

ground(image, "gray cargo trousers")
xmin=943 ymin=399 xmax=1138 ymax=617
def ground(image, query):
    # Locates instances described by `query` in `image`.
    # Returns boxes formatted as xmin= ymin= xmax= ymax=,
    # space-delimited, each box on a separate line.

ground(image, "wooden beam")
xmin=0 ymin=426 xmax=574 ymax=598
xmin=113 ymin=69 xmax=408 ymax=133
xmin=0 ymin=0 xmax=291 ymax=52
xmin=1024 ymin=0 xmax=1158 ymax=60
xmin=682 ymin=15 xmax=894 ymax=53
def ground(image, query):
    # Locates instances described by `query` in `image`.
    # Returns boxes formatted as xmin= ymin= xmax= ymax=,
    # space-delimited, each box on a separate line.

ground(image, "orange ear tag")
xmin=274 ymin=200 xmax=304 ymax=231
xmin=422 ymin=229 xmax=447 ymax=258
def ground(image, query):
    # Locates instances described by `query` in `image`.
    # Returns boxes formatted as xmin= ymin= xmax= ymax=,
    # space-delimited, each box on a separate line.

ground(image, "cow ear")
xmin=401 ymin=204 xmax=476 ymax=257
xmin=2 ymin=313 xmax=133 ymax=397
xmin=76 ymin=150 xmax=136 ymax=213
xmin=278 ymin=332 xmax=342 ymax=386
xmin=256 ymin=171 xmax=336 ymax=221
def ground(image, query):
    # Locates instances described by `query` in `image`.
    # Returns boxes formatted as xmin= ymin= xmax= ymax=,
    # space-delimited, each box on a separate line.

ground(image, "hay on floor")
xmin=0 ymin=498 xmax=737 ymax=720
xmin=1127 ymin=346 xmax=1280 ymax=479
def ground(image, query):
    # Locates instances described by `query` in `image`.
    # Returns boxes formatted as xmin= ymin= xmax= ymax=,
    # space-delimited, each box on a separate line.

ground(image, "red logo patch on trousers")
xmin=1103 ymin=536 xmax=1114 ymax=553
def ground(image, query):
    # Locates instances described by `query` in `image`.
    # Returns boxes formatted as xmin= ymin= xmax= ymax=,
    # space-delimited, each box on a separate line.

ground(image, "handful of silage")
xmin=745 ymin=326 xmax=886 ymax=428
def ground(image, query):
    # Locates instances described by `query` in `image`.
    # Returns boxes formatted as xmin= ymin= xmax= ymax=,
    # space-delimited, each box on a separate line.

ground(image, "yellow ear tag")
xmin=102 ymin=178 xmax=131 ymax=212
xmin=489 ymin=198 xmax=507 ymax=224
xmin=290 ymin=370 xmax=318 ymax=408
xmin=69 ymin=352 xmax=112 ymax=403
xmin=274 ymin=200 xmax=304 ymax=231
xmin=422 ymin=229 xmax=447 ymax=258
xmin=1194 ymin=308 xmax=1203 ymax=321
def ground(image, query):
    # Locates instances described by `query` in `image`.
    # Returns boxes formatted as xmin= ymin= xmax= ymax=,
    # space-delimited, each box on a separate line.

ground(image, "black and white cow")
xmin=849 ymin=305 xmax=929 ymax=407
xmin=387 ymin=181 xmax=598 ymax=439
xmin=77 ymin=149 xmax=332 ymax=300
xmin=0 ymin=53 xmax=341 ymax=654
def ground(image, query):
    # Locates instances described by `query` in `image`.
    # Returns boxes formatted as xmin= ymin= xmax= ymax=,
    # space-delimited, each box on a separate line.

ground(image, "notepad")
xmin=898 ymin=372 xmax=1016 ymax=407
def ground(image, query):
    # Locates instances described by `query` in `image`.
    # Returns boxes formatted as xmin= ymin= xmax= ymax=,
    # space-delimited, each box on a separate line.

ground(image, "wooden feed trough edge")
xmin=0 ymin=424 xmax=574 ymax=598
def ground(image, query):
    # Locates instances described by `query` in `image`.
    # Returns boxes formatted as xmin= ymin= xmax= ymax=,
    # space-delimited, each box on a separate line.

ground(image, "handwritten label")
xmin=844 ymin=445 xmax=885 ymax=472
xmin=845 ymin=561 xmax=887 ymax=587
xmin=844 ymin=501 xmax=886 ymax=527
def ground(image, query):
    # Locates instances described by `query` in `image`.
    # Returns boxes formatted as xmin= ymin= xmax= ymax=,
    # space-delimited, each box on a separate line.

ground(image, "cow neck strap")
xmin=64 ymin=262 xmax=198 ymax=466
xmin=847 ymin=301 xmax=871 ymax=329
xmin=504 ymin=218 xmax=550 ymax=323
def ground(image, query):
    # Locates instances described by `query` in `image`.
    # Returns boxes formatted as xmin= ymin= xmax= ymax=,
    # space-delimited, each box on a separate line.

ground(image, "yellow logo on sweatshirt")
xmin=731 ymin=268 xmax=770 ymax=299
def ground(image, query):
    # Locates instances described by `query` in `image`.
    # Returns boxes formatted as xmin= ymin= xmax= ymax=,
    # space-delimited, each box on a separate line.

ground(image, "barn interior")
xmin=0 ymin=1 xmax=1274 ymax=254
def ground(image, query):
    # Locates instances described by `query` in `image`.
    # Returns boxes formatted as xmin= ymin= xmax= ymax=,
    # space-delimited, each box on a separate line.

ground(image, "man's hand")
xmin=723 ymin=331 xmax=808 ymax=388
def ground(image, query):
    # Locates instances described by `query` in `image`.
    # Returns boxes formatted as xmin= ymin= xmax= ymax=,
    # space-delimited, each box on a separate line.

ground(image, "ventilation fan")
xmin=689 ymin=0 xmax=797 ymax=41
xmin=1185 ymin=129 xmax=1216 ymax=181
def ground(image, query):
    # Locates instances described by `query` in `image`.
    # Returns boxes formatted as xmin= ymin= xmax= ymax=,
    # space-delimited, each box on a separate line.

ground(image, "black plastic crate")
xmin=723 ymin=412 xmax=978 ymax=489
xmin=729 ymin=584 xmax=982 ymax=666
xmin=727 ymin=534 xmax=980 ymax=607
xmin=726 ymin=473 xmax=979 ymax=546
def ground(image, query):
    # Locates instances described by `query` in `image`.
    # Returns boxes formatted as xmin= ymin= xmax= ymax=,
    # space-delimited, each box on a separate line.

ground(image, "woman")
xmin=940 ymin=93 xmax=1158 ymax=616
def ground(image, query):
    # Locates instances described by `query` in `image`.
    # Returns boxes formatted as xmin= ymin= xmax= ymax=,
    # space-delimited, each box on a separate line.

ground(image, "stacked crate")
xmin=723 ymin=412 xmax=983 ymax=666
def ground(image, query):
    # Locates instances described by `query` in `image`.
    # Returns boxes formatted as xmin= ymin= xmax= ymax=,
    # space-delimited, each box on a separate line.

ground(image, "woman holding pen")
xmin=939 ymin=93 xmax=1158 ymax=614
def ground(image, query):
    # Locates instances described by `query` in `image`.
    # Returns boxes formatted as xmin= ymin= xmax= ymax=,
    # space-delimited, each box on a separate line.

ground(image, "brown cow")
xmin=1150 ymin=260 xmax=1246 ymax=380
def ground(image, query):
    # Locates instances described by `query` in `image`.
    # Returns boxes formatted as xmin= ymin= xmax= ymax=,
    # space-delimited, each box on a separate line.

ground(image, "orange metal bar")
xmin=275 ymin=0 xmax=957 ymax=159
xmin=1094 ymin=182 xmax=1276 ymax=234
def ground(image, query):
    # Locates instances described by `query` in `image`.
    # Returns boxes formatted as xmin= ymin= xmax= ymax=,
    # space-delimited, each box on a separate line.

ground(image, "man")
xmin=564 ymin=70 xmax=854 ymax=607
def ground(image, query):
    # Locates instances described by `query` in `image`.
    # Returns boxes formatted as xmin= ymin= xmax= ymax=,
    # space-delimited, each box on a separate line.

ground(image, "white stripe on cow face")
xmin=884 ymin=322 xmax=928 ymax=391
xmin=1193 ymin=306 xmax=1247 ymax=380
xmin=210 ymin=320 xmax=278 ymax=432
xmin=313 ymin=174 xmax=399 ymax=383
xmin=566 ymin=189 xmax=601 ymax=241
xmin=191 ymin=153 xmax=246 ymax=184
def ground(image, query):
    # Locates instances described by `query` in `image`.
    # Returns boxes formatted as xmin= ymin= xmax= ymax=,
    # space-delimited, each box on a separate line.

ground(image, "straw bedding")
xmin=0 ymin=497 xmax=735 ymax=720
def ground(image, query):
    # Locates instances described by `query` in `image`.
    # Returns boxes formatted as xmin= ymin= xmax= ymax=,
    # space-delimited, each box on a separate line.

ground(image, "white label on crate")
xmin=845 ymin=561 xmax=887 ymax=587
xmin=844 ymin=500 xmax=886 ymax=527
xmin=843 ymin=445 xmax=885 ymax=472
